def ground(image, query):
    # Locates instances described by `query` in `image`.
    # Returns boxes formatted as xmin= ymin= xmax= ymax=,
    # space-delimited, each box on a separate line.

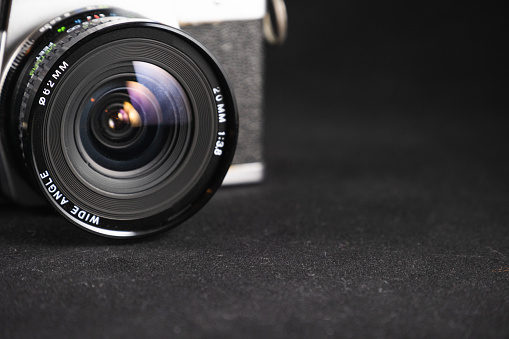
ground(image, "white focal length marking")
xmin=213 ymin=87 xmax=226 ymax=123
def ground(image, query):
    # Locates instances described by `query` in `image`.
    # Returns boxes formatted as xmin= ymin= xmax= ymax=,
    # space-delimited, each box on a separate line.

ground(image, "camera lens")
xmin=1 ymin=8 xmax=238 ymax=237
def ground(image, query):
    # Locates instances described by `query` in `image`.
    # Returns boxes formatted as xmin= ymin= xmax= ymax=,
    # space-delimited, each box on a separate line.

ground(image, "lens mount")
xmin=4 ymin=8 xmax=238 ymax=237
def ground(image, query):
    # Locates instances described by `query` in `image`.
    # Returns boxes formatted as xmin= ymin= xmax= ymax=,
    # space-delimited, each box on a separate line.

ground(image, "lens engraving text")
xmin=39 ymin=171 xmax=69 ymax=206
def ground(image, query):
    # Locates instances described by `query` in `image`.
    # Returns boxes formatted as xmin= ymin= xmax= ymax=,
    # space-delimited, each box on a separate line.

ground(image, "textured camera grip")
xmin=184 ymin=20 xmax=265 ymax=166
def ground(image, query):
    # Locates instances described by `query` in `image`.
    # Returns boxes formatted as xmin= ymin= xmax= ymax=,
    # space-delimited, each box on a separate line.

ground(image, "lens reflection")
xmin=77 ymin=61 xmax=192 ymax=174
xmin=107 ymin=101 xmax=141 ymax=131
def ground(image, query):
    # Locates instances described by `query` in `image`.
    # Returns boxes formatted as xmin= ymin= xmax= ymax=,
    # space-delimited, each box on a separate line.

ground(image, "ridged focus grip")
xmin=18 ymin=17 xmax=127 ymax=158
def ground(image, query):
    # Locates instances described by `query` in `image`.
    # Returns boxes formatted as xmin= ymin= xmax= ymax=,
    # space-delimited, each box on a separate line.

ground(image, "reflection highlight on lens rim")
xmin=125 ymin=80 xmax=158 ymax=127
xmin=131 ymin=61 xmax=191 ymax=126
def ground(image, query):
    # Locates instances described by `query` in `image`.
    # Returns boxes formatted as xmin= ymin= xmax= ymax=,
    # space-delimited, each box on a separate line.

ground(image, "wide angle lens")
xmin=2 ymin=8 xmax=238 ymax=237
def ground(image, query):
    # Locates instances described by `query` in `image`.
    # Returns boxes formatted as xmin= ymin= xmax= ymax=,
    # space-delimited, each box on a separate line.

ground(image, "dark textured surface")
xmin=1 ymin=1 xmax=509 ymax=338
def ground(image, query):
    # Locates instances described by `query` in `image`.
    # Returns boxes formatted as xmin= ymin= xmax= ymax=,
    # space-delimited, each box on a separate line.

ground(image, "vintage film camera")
xmin=0 ymin=0 xmax=286 ymax=237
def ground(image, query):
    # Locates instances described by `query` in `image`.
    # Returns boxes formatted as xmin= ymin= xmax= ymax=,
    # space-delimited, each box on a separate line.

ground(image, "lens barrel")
xmin=1 ymin=8 xmax=237 ymax=237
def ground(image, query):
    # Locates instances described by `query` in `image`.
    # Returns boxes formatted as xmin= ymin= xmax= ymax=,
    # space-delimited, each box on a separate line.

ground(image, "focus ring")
xmin=18 ymin=17 xmax=126 ymax=160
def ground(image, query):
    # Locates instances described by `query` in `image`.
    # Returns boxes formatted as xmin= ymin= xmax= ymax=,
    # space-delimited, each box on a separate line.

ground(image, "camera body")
xmin=0 ymin=0 xmax=266 ymax=237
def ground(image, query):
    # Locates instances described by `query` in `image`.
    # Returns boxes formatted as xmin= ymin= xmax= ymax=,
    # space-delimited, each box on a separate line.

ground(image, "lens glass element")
xmin=77 ymin=61 xmax=192 ymax=174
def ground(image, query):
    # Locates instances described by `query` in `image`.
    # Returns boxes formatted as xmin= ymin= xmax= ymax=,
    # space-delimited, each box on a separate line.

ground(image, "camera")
xmin=0 ymin=0 xmax=271 ymax=237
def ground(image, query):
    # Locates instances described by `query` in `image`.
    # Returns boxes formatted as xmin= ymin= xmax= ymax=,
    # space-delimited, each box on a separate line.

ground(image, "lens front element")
xmin=77 ymin=61 xmax=192 ymax=174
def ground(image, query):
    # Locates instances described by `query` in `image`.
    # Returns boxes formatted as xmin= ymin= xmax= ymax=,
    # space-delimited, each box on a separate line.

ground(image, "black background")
xmin=1 ymin=1 xmax=508 ymax=338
